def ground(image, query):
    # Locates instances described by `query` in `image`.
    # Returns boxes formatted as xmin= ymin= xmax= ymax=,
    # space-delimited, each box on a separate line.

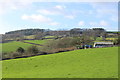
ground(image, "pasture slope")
xmin=1 ymin=40 xmax=49 ymax=53
xmin=2 ymin=47 xmax=118 ymax=78
xmin=24 ymin=40 xmax=49 ymax=45
xmin=1 ymin=41 xmax=32 ymax=53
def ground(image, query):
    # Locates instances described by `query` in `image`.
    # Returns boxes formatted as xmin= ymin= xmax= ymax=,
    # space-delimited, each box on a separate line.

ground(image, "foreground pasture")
xmin=2 ymin=47 xmax=118 ymax=78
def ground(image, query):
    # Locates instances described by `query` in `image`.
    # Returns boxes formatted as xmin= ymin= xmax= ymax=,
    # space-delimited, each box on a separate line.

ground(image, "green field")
xmin=1 ymin=40 xmax=50 ymax=53
xmin=106 ymin=38 xmax=118 ymax=41
xmin=1 ymin=41 xmax=33 ymax=53
xmin=24 ymin=35 xmax=35 ymax=39
xmin=24 ymin=40 xmax=50 ymax=45
xmin=2 ymin=47 xmax=118 ymax=78
xmin=44 ymin=36 xmax=56 ymax=38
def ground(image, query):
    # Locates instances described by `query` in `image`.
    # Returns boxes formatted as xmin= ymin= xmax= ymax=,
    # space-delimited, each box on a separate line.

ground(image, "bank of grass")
xmin=2 ymin=47 xmax=118 ymax=78
xmin=1 ymin=41 xmax=32 ymax=53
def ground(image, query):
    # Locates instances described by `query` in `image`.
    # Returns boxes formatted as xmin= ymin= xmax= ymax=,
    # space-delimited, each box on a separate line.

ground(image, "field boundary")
xmin=21 ymin=41 xmax=43 ymax=46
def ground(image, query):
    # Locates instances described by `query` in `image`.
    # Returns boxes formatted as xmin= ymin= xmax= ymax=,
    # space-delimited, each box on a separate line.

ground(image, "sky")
xmin=0 ymin=0 xmax=118 ymax=34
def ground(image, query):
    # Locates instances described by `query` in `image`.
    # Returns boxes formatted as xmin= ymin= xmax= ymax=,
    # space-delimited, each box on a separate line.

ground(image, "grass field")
xmin=1 ymin=40 xmax=50 ymax=53
xmin=1 ymin=41 xmax=33 ymax=53
xmin=44 ymin=36 xmax=56 ymax=38
xmin=24 ymin=40 xmax=50 ymax=45
xmin=2 ymin=47 xmax=118 ymax=78
xmin=106 ymin=38 xmax=118 ymax=41
xmin=24 ymin=35 xmax=35 ymax=39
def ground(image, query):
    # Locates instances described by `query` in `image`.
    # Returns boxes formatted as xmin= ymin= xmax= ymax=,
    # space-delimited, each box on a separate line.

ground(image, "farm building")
xmin=93 ymin=42 xmax=114 ymax=48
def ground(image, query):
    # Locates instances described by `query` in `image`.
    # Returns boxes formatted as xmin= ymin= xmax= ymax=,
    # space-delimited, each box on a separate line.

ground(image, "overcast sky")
xmin=0 ymin=0 xmax=118 ymax=34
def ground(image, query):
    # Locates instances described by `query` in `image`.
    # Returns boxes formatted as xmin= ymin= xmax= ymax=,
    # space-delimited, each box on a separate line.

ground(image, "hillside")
xmin=2 ymin=41 xmax=33 ymax=53
xmin=2 ymin=47 xmax=118 ymax=78
xmin=5 ymin=29 xmax=45 ymax=36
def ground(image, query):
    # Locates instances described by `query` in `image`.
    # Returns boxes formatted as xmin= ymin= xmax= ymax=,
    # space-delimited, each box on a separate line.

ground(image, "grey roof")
xmin=94 ymin=42 xmax=113 ymax=44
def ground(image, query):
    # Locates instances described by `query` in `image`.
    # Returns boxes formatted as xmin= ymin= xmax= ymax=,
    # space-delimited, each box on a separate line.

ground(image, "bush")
xmin=16 ymin=47 xmax=25 ymax=54
xmin=114 ymin=37 xmax=120 ymax=46
xmin=2 ymin=52 xmax=10 ymax=59
xmin=27 ymin=46 xmax=39 ymax=55
xmin=11 ymin=52 xmax=21 ymax=58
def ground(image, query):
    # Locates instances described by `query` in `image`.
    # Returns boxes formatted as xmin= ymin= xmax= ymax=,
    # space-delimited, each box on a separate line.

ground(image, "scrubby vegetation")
xmin=40 ymin=36 xmax=93 ymax=53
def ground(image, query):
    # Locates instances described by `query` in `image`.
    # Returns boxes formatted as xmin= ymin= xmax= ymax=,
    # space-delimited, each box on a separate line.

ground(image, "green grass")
xmin=44 ymin=36 xmax=56 ymax=38
xmin=2 ymin=47 xmax=118 ymax=78
xmin=24 ymin=40 xmax=51 ymax=44
xmin=96 ymin=37 xmax=103 ymax=41
xmin=1 ymin=40 xmax=50 ymax=53
xmin=106 ymin=38 xmax=118 ymax=41
xmin=1 ymin=41 xmax=33 ymax=53
xmin=24 ymin=35 xmax=35 ymax=39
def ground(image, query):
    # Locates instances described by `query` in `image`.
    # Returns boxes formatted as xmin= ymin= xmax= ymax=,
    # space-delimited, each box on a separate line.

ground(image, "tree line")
xmin=2 ymin=28 xmax=116 ymax=41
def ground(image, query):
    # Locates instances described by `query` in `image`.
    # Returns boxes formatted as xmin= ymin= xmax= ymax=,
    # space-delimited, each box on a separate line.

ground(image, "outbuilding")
xmin=93 ymin=42 xmax=114 ymax=48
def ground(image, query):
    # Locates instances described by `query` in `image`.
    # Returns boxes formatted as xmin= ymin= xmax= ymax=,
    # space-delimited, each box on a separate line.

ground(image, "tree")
xmin=34 ymin=32 xmax=45 ymax=40
xmin=16 ymin=47 xmax=25 ymax=54
xmin=114 ymin=36 xmax=120 ymax=45
xmin=27 ymin=46 xmax=39 ymax=54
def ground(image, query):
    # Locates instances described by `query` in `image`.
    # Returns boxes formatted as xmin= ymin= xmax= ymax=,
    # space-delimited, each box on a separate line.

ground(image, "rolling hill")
xmin=2 ymin=47 xmax=118 ymax=78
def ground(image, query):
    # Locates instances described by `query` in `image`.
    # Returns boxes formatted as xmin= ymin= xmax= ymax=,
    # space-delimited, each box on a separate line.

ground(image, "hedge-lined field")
xmin=1 ymin=41 xmax=32 ymax=53
xmin=2 ymin=47 xmax=118 ymax=78
xmin=1 ymin=39 xmax=50 ymax=53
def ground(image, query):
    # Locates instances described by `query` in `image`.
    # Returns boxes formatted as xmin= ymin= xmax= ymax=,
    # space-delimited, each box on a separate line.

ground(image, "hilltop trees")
xmin=92 ymin=28 xmax=106 ymax=40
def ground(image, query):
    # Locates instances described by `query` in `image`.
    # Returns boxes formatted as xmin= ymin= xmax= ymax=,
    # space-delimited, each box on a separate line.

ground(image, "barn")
xmin=93 ymin=42 xmax=114 ymax=48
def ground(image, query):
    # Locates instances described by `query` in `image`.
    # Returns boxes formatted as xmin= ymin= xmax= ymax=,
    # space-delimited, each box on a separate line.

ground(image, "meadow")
xmin=106 ymin=38 xmax=118 ymax=41
xmin=24 ymin=40 xmax=49 ymax=45
xmin=44 ymin=36 xmax=56 ymax=38
xmin=2 ymin=47 xmax=118 ymax=78
xmin=1 ymin=39 xmax=50 ymax=53
xmin=1 ymin=41 xmax=32 ymax=53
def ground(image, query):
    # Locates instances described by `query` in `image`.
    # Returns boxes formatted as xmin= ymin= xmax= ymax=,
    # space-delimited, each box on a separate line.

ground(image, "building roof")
xmin=94 ymin=42 xmax=113 ymax=44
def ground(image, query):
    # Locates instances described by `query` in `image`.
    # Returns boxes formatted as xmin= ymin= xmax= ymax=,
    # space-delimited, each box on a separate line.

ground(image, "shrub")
xmin=27 ymin=46 xmax=39 ymax=55
xmin=16 ymin=47 xmax=25 ymax=54
xmin=114 ymin=37 xmax=120 ymax=46
xmin=11 ymin=52 xmax=21 ymax=58
xmin=2 ymin=52 xmax=10 ymax=59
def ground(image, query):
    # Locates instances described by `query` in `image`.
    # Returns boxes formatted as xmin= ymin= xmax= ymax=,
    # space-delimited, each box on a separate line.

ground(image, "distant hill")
xmin=5 ymin=29 xmax=46 ymax=36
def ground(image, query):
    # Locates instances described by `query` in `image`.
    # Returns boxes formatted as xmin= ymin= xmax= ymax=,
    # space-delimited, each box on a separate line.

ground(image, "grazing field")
xmin=24 ymin=35 xmax=35 ymax=39
xmin=106 ymin=38 xmax=118 ymax=41
xmin=24 ymin=40 xmax=50 ymax=45
xmin=96 ymin=37 xmax=103 ymax=41
xmin=44 ymin=36 xmax=56 ymax=38
xmin=1 ymin=41 xmax=33 ymax=53
xmin=2 ymin=47 xmax=118 ymax=78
